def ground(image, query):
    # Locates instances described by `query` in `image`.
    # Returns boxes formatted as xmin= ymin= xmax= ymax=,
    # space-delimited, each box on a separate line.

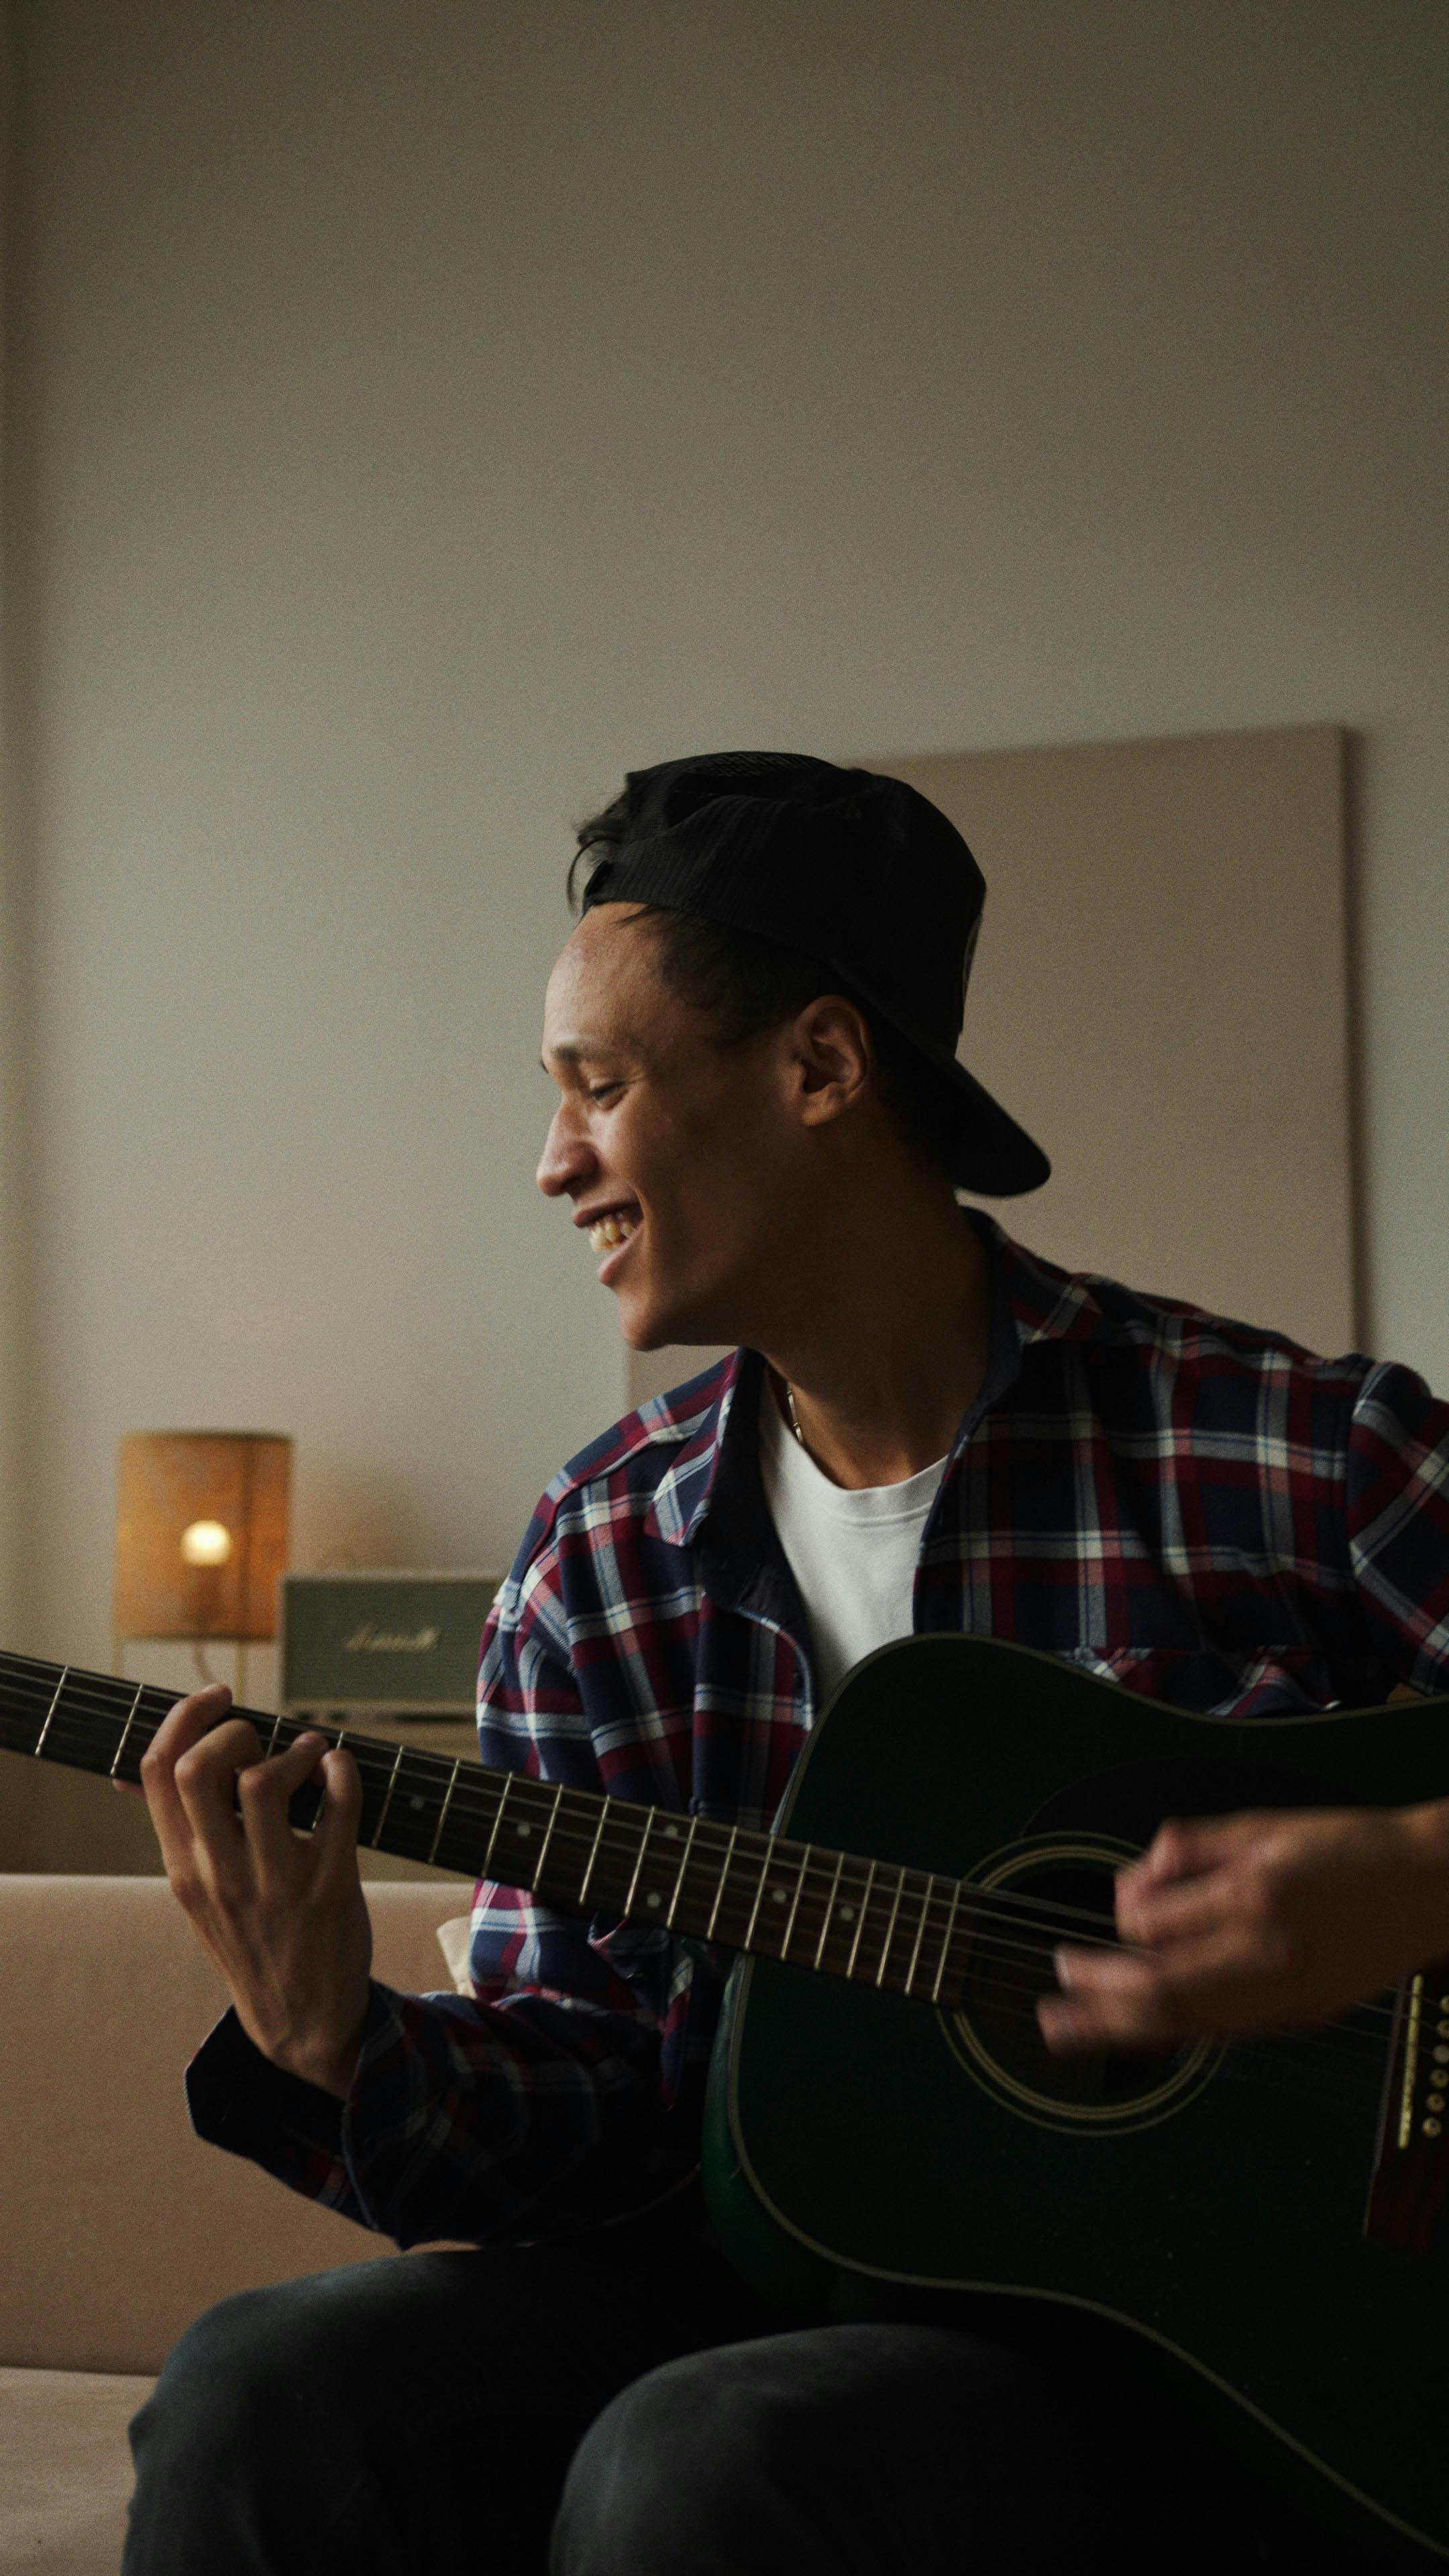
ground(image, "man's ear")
xmin=790 ymin=996 xmax=874 ymax=1129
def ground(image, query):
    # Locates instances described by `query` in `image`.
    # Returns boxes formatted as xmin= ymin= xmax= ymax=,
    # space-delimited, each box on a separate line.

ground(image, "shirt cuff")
xmin=186 ymin=2001 xmax=348 ymax=2163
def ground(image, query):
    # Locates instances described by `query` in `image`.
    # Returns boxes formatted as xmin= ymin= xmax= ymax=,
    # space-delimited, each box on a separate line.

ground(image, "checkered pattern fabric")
xmin=185 ymin=1214 xmax=1449 ymax=2247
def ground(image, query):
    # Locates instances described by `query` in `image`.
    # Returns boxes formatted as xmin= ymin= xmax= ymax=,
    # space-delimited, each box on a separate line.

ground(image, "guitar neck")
xmin=0 ymin=1648 xmax=974 ymax=2006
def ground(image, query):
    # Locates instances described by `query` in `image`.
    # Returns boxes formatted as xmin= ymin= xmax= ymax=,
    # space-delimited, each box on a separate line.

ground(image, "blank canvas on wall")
xmin=626 ymin=722 xmax=1352 ymax=1411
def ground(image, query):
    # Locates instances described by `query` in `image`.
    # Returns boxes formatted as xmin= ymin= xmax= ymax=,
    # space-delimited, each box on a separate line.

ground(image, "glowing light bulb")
xmin=181 ymin=1519 xmax=233 ymax=1568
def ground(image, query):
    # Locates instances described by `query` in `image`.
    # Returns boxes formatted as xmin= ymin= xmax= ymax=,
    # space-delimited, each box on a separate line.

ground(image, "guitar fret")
xmin=293 ymin=1726 xmax=343 ymax=1832
xmin=577 ymin=1795 xmax=611 ymax=1906
xmin=532 ymin=1781 xmax=565 ymax=1888
xmin=665 ymin=1813 xmax=702 ymax=1929
xmin=346 ymin=1733 xmax=407 ymax=1844
xmin=0 ymin=1645 xmax=996 ymax=2012
xmin=814 ymin=1850 xmax=846 ymax=1970
xmin=643 ymin=1814 xmax=686 ymax=1921
xmin=741 ymin=1839 xmax=777 ymax=1953
xmin=706 ymin=1825 xmax=741 ymax=1941
xmin=623 ymin=1807 xmax=654 ymax=1914
xmin=33 ymin=1668 xmax=69 ymax=1760
xmin=619 ymin=1806 xmax=688 ymax=1921
xmin=109 ymin=1682 xmax=146 ymax=1780
xmin=844 ymin=1860 xmax=877 ymax=1980
xmin=482 ymin=1773 xmax=516 ymax=1876
xmin=780 ymin=1843 xmax=812 ymax=1962
xmin=874 ymin=1868 xmax=906 ymax=1989
xmin=427 ymin=1759 xmax=461 ymax=1866
xmin=574 ymin=1786 xmax=608 ymax=1890
xmin=902 ymin=1872 xmax=933 ymax=1997
xmin=930 ymin=1878 xmax=963 ymax=2004
xmin=372 ymin=1742 xmax=407 ymax=1847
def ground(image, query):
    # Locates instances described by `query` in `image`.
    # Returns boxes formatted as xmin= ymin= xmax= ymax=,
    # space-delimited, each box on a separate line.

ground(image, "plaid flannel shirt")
xmin=186 ymin=1212 xmax=1449 ymax=2248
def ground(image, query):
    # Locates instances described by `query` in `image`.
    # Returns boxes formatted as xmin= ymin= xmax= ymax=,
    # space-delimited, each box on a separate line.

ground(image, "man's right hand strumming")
xmin=140 ymin=1683 xmax=374 ymax=2100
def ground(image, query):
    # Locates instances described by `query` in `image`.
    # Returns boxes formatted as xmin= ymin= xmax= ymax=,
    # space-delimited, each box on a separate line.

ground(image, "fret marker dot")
xmin=771 ymin=1887 xmax=786 ymax=1903
xmin=840 ymin=1904 xmax=855 ymax=1922
xmin=516 ymin=1824 xmax=531 ymax=1839
xmin=663 ymin=1824 xmax=678 ymax=1839
xmin=645 ymin=1892 xmax=661 ymax=1908
xmin=410 ymin=1796 xmax=424 ymax=1811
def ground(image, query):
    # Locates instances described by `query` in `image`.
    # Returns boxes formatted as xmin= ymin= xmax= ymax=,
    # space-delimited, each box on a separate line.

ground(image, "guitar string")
xmin=2 ymin=1654 xmax=1423 ymax=1992
xmin=5 ymin=1652 xmax=1421 ymax=1978
xmin=0 ymin=1664 xmax=1425 ymax=2078
xmin=1 ymin=1656 xmax=1200 ymax=1950
xmin=1 ymin=1662 xmax=1414 ymax=2045
xmin=0 ymin=1813 xmax=1405 ymax=2113
xmin=0 ymin=1663 xmax=1422 ymax=2087
xmin=0 ymin=1721 xmax=1409 ymax=2109
xmin=5 ymin=1669 xmax=1382 ymax=2112
xmin=885 ymin=1960 xmax=1389 ymax=2119
xmin=0 ymin=1662 xmax=1429 ymax=2076
xmin=716 ymin=1900 xmax=1393 ymax=2116
xmin=1 ymin=1670 xmax=1387 ymax=2117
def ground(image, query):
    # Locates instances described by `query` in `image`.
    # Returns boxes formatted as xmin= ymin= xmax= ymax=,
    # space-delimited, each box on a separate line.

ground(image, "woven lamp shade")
xmin=114 ymin=1432 xmax=292 ymax=1644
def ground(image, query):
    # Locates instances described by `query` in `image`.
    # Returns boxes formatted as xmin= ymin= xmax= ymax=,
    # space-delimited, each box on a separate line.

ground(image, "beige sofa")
xmin=0 ymin=1872 xmax=476 ymax=2574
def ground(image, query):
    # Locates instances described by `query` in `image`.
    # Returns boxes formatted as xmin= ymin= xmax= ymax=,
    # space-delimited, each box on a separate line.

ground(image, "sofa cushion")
xmin=0 ymin=2365 xmax=154 ymax=2575
xmin=0 ymin=1873 xmax=474 ymax=2375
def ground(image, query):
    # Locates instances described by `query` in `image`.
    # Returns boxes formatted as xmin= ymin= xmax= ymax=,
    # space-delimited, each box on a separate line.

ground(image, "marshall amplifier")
xmin=279 ymin=1570 xmax=503 ymax=1725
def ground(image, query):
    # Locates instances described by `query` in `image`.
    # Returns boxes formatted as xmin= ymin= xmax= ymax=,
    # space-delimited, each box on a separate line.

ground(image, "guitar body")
xmin=5 ymin=1625 xmax=1448 ymax=2555
xmin=702 ymin=1635 xmax=1449 ymax=2566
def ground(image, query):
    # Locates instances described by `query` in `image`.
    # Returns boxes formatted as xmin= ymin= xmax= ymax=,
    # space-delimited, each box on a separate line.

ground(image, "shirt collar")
xmin=646 ymin=1350 xmax=749 ymax=1549
xmin=644 ymin=1210 xmax=1105 ymax=1552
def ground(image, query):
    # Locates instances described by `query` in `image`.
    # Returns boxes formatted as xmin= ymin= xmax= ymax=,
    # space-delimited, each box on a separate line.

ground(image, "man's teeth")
xmin=589 ymin=1214 xmax=637 ymax=1253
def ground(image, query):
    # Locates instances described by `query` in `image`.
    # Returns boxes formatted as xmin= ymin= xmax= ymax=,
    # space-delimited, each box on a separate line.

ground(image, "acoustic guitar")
xmin=3 ymin=1631 xmax=1448 ymax=2565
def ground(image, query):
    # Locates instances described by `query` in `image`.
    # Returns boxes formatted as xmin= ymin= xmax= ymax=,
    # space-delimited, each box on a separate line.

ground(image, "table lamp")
xmin=113 ymin=1431 xmax=292 ymax=1700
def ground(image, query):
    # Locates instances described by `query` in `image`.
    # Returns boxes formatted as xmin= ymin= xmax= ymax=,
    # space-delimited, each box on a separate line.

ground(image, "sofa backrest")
xmin=0 ymin=1872 xmax=476 ymax=2373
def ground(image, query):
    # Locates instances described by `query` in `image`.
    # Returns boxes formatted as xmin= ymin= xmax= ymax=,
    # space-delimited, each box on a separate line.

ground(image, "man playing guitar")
xmin=122 ymin=753 xmax=1449 ymax=2573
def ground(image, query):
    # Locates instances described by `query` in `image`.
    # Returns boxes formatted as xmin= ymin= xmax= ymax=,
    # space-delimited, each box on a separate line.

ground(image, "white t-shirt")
xmin=757 ymin=1376 xmax=949 ymax=1713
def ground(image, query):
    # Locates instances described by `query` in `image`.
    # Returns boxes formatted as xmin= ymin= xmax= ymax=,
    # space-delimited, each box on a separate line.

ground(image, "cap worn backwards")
xmin=576 ymin=749 xmax=1049 ymax=1197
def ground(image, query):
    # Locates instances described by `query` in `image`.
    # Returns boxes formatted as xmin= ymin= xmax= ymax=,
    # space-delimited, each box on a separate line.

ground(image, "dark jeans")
xmin=121 ymin=2212 xmax=1350 ymax=2575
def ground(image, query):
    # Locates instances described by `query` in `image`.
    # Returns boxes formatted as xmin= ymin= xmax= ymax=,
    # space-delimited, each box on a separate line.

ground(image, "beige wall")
xmin=1 ymin=1 xmax=1446 ymax=1823
xmin=0 ymin=1 xmax=22 ymax=1652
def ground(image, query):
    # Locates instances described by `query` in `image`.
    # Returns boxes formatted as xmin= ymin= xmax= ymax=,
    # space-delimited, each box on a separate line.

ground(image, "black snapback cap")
xmin=575 ymin=749 xmax=1050 ymax=1197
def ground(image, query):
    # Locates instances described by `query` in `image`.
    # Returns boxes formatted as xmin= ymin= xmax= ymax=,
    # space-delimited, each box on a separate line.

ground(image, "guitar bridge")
xmin=1364 ymin=1964 xmax=1449 ymax=2249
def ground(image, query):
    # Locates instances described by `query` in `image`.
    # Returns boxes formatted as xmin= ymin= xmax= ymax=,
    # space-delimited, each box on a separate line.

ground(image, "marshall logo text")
xmin=342 ymin=1623 xmax=442 ymax=1654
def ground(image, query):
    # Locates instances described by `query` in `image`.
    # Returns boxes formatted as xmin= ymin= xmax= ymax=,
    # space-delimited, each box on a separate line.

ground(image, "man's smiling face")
xmin=537 ymin=902 xmax=803 ymax=1352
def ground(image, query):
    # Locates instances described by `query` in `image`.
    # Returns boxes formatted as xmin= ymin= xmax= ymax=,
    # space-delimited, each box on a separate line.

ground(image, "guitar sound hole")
xmin=961 ymin=1857 xmax=1181 ymax=2110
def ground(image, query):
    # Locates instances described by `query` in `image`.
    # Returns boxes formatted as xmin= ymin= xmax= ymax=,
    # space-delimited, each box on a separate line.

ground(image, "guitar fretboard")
xmin=0 ymin=1649 xmax=977 ymax=2006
